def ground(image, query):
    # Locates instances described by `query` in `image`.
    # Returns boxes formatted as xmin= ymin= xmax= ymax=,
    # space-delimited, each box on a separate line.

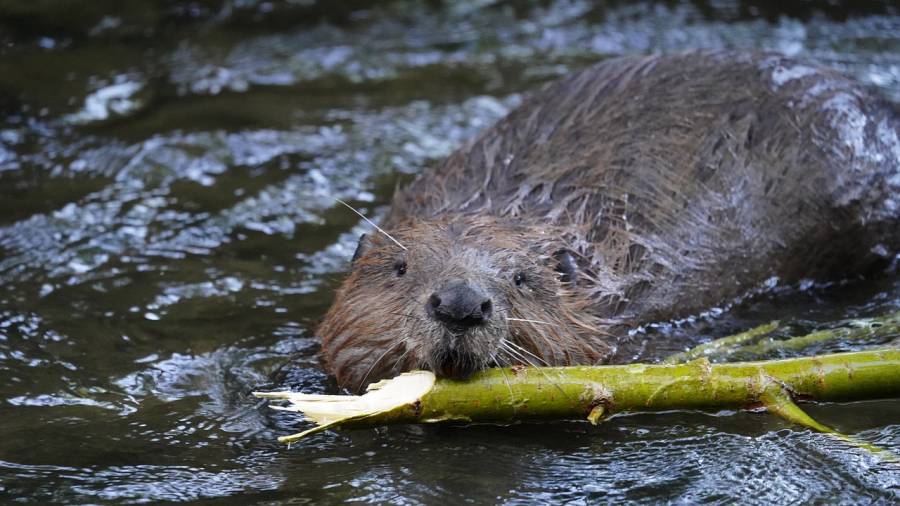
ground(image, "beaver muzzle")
xmin=425 ymin=281 xmax=494 ymax=378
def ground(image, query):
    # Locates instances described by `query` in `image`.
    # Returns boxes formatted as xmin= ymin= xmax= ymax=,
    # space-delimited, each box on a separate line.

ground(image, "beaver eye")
xmin=394 ymin=260 xmax=407 ymax=277
xmin=514 ymin=272 xmax=526 ymax=286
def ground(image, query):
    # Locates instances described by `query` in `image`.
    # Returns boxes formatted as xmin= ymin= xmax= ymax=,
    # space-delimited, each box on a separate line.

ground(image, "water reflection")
xmin=0 ymin=0 xmax=899 ymax=503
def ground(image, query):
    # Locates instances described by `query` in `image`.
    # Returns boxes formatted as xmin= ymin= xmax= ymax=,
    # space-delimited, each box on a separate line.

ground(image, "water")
xmin=1 ymin=0 xmax=899 ymax=503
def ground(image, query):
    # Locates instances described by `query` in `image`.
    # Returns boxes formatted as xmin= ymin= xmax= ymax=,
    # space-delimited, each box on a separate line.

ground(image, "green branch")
xmin=663 ymin=320 xmax=780 ymax=364
xmin=256 ymin=349 xmax=900 ymax=446
xmin=666 ymin=311 xmax=900 ymax=364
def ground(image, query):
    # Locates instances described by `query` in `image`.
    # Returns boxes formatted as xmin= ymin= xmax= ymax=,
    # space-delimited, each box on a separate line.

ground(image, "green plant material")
xmin=664 ymin=320 xmax=781 ymax=364
xmin=756 ymin=372 xmax=896 ymax=460
xmin=722 ymin=312 xmax=900 ymax=361
xmin=256 ymin=349 xmax=900 ymax=445
xmin=666 ymin=311 xmax=900 ymax=364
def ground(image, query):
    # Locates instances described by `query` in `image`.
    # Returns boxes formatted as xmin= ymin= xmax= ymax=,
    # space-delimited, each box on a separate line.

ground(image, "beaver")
xmin=318 ymin=51 xmax=900 ymax=392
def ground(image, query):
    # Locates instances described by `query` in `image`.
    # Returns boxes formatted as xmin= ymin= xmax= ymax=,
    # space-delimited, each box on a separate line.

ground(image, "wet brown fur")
xmin=320 ymin=51 xmax=900 ymax=392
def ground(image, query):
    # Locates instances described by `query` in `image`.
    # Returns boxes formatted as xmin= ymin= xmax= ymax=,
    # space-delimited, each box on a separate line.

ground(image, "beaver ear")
xmin=351 ymin=233 xmax=372 ymax=263
xmin=553 ymin=249 xmax=579 ymax=285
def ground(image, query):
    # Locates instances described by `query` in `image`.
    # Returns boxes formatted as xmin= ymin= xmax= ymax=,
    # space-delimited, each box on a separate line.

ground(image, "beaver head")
xmin=318 ymin=215 xmax=615 ymax=392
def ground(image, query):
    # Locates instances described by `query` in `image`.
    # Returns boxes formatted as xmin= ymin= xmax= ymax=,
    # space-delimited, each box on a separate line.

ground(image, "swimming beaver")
xmin=319 ymin=51 xmax=900 ymax=392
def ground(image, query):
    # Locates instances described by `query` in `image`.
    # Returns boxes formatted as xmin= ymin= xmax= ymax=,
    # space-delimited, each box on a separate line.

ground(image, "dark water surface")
xmin=1 ymin=1 xmax=899 ymax=503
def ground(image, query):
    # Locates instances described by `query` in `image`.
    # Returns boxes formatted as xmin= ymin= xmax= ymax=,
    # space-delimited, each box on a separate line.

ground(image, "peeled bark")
xmin=255 ymin=349 xmax=900 ymax=445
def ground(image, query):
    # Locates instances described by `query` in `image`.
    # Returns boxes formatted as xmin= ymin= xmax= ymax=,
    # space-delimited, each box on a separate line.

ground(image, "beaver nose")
xmin=427 ymin=282 xmax=493 ymax=328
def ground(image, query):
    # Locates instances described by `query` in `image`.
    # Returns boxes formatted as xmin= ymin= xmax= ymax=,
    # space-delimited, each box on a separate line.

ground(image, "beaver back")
xmin=388 ymin=51 xmax=900 ymax=325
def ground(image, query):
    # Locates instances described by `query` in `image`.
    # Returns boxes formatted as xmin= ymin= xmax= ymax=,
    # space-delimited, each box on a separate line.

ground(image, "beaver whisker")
xmin=403 ymin=316 xmax=430 ymax=372
xmin=506 ymin=317 xmax=557 ymax=326
xmin=390 ymin=344 xmax=416 ymax=376
xmin=492 ymin=357 xmax=516 ymax=402
xmin=501 ymin=312 xmax=564 ymax=368
xmin=502 ymin=337 xmax=551 ymax=367
xmin=498 ymin=343 xmax=549 ymax=379
xmin=529 ymin=333 xmax=558 ymax=364
xmin=497 ymin=349 xmax=527 ymax=373
xmin=499 ymin=340 xmax=539 ymax=368
xmin=492 ymin=351 xmax=509 ymax=367
xmin=334 ymin=197 xmax=407 ymax=251
xmin=356 ymin=338 xmax=409 ymax=392
xmin=496 ymin=348 xmax=516 ymax=368
xmin=500 ymin=339 xmax=573 ymax=401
